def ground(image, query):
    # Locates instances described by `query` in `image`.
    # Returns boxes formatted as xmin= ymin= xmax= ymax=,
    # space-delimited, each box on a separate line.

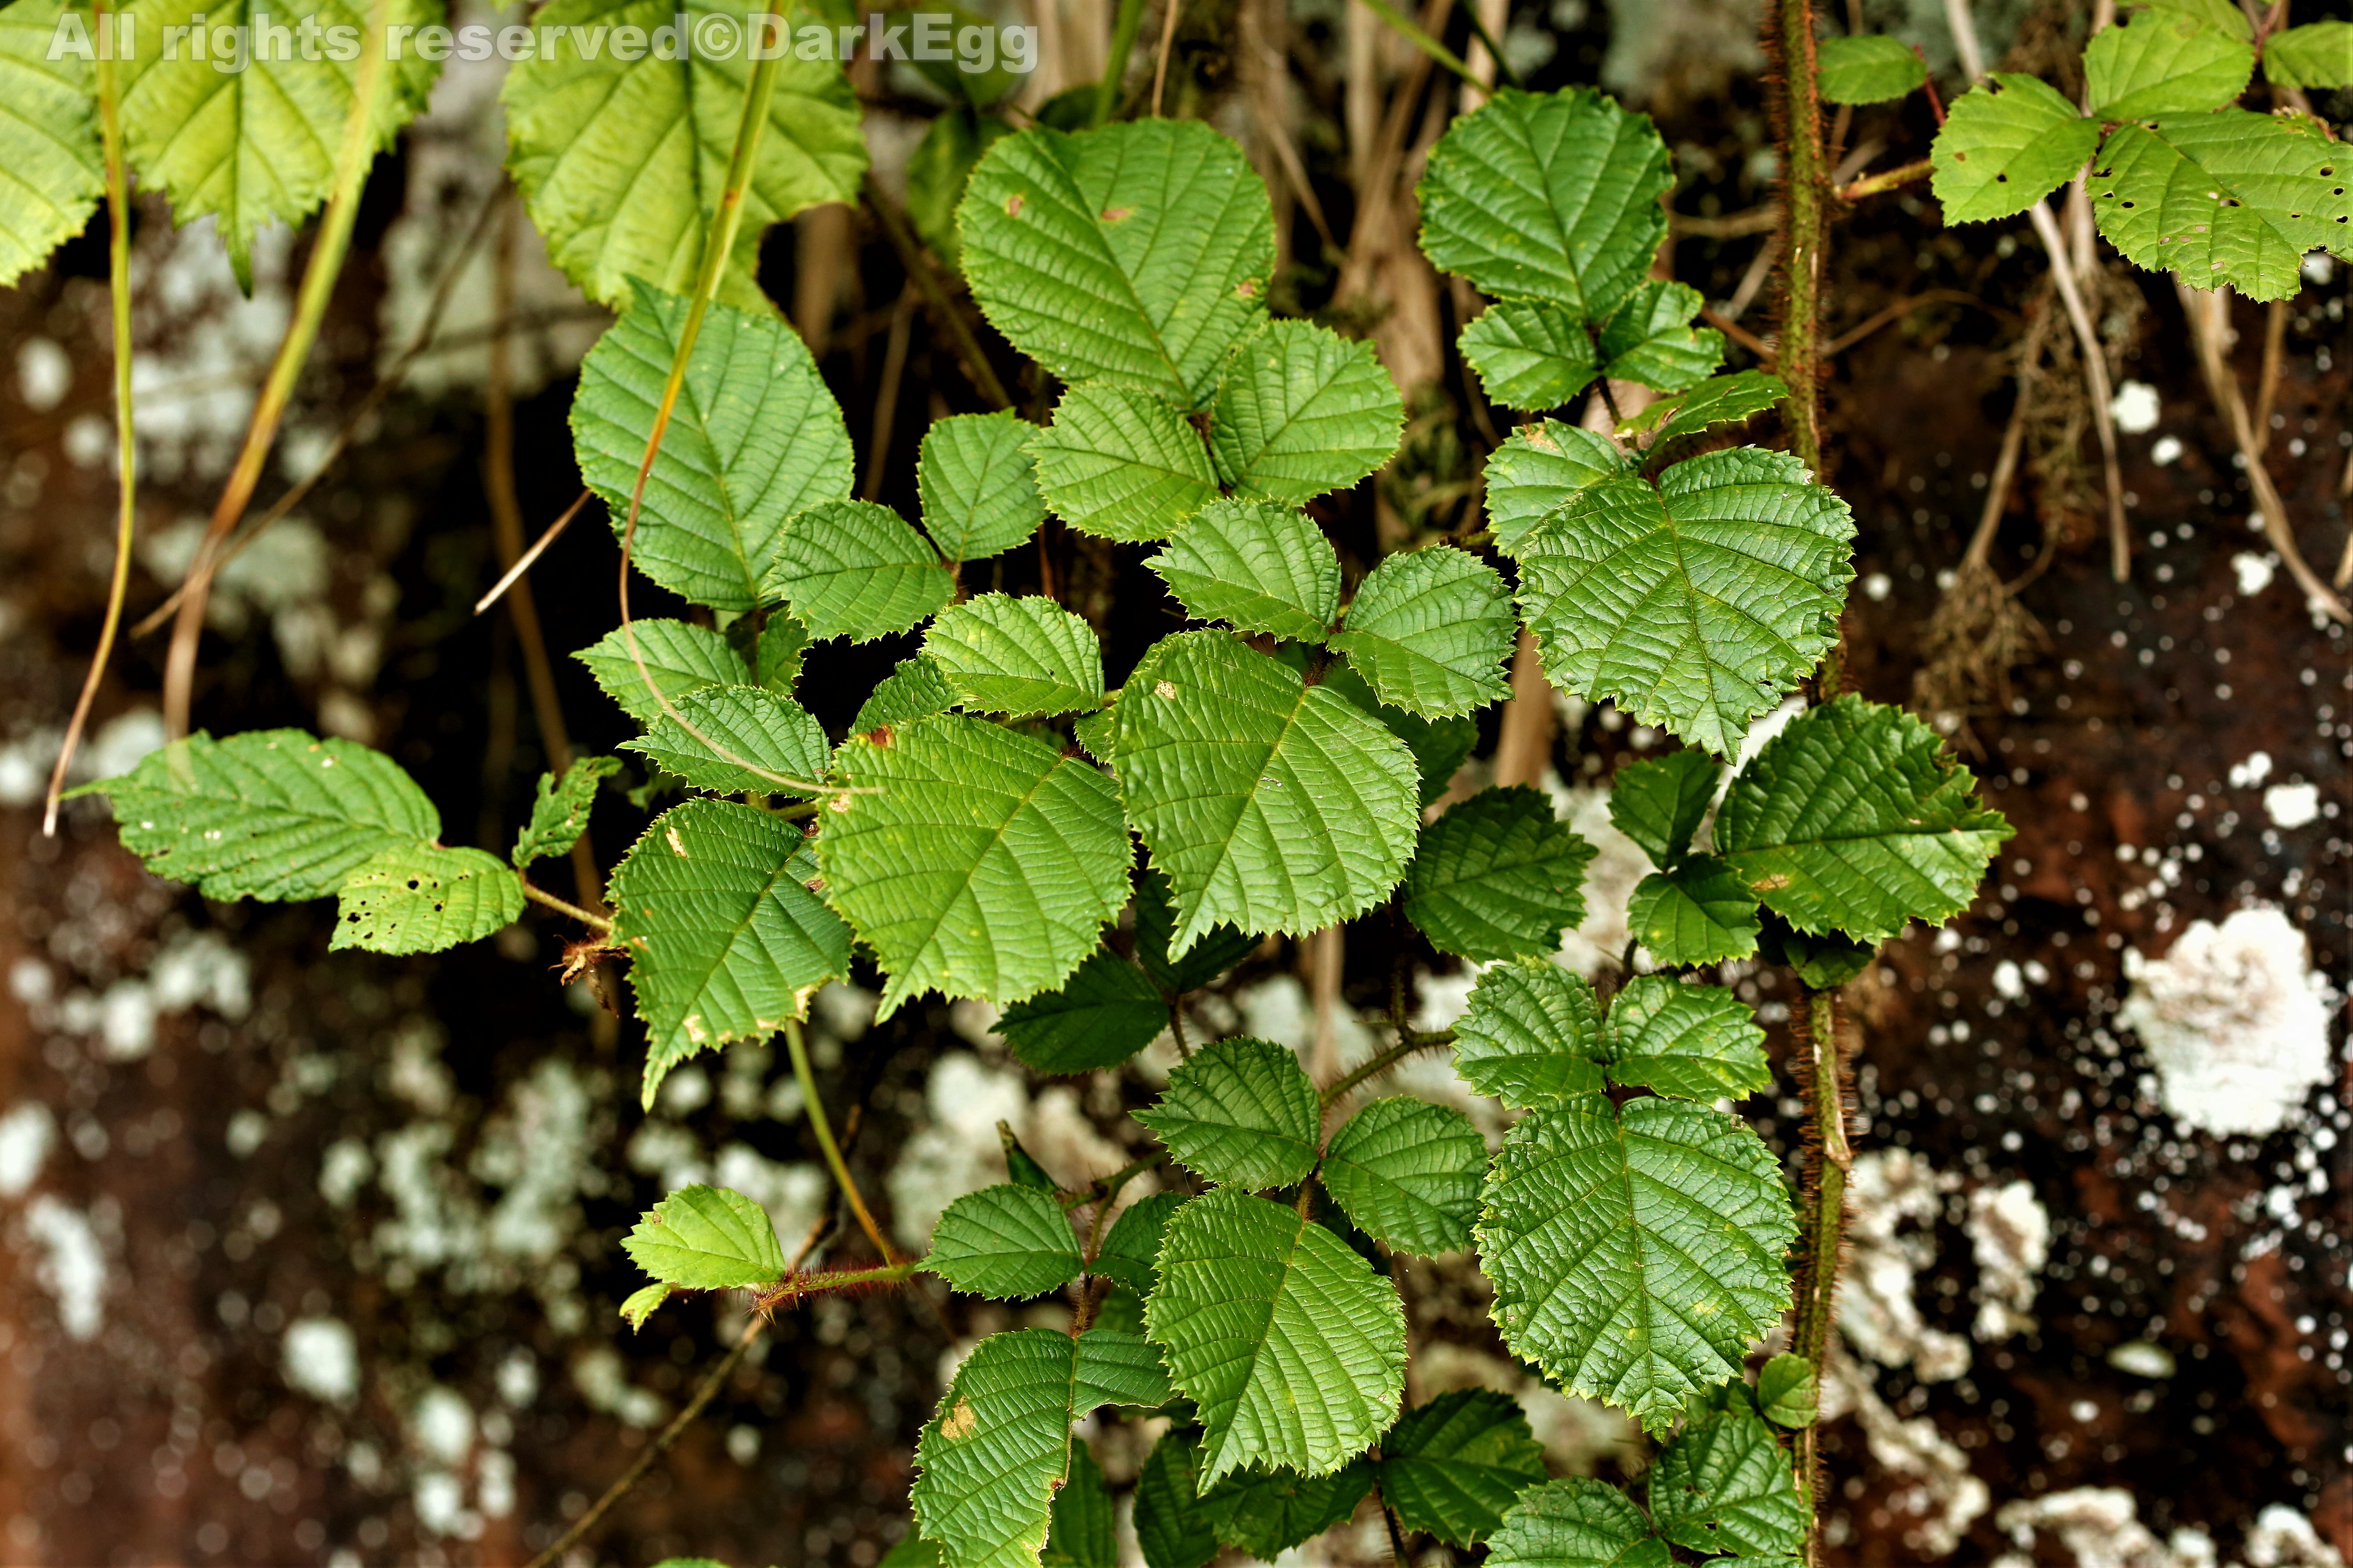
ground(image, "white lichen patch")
xmin=2118 ymin=908 xmax=2335 ymax=1137
xmin=0 ymin=1103 xmax=57 ymax=1199
xmin=1992 ymin=1488 xmax=2221 ymax=1568
xmin=282 ymin=1316 xmax=360 ymax=1405
xmin=24 ymin=1196 xmax=108 ymax=1340
xmin=1967 ymin=1180 xmax=2050 ymax=1342
xmin=1841 ymin=1149 xmax=1970 ymax=1382
xmin=1823 ymin=1349 xmax=1987 ymax=1559
xmin=1542 ymin=780 xmax=1652 ymax=980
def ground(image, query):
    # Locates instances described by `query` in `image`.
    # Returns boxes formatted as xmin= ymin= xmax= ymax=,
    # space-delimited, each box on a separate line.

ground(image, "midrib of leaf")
xmin=1221 ymin=1202 xmax=1318 ymax=1447
xmin=669 ymin=841 xmax=803 ymax=1034
xmin=1023 ymin=155 xmax=1187 ymax=393
xmin=1612 ymin=1123 xmax=1771 ymax=1381
xmin=1170 ymin=680 xmax=1319 ymax=945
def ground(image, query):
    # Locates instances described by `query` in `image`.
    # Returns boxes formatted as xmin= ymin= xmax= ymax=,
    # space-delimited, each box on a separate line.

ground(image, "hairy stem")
xmin=518 ymin=880 xmax=614 ymax=932
xmin=1789 ymin=988 xmax=1850 ymax=1544
xmin=1766 ymin=0 xmax=1827 ymax=475
xmin=785 ymin=1017 xmax=900 ymax=1264
xmin=1318 ymin=1028 xmax=1456 ymax=1108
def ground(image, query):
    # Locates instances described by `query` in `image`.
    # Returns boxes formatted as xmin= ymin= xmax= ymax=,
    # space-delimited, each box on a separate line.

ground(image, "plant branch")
xmin=1096 ymin=0 xmax=1149 ymax=123
xmin=1766 ymin=0 xmax=1828 ymax=475
xmin=1059 ymin=1154 xmax=1164 ymax=1212
xmin=1319 ymin=1028 xmax=1455 ymax=1108
xmin=2025 ymin=199 xmax=2132 ymax=582
xmin=1788 ymin=987 xmax=1850 ymax=1539
xmin=785 ymin=1017 xmax=900 ymax=1264
xmin=519 ymin=879 xmax=614 ymax=932
xmin=1150 ymin=0 xmax=1186 ymax=115
xmin=473 ymin=488 xmax=593 ymax=615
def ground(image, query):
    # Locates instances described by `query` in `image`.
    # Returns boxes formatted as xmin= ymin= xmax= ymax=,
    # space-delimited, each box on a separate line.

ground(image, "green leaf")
xmin=1043 ymin=1441 xmax=1118 ymax=1568
xmin=1199 ymin=1461 xmax=1374 ymax=1556
xmin=1485 ymin=420 xmax=1631 ymax=555
xmin=1627 ymin=860 xmax=1761 ymax=968
xmin=2143 ymin=0 xmax=2252 ymax=40
xmin=1322 ymin=1097 xmax=1485 ymax=1254
xmin=1403 ymin=786 xmax=1596 ymax=962
xmin=959 ymin=119 xmax=1275 ymax=408
xmin=908 ymin=105 xmax=1015 ymax=271
xmin=1624 ymin=369 xmax=1789 ymax=452
xmin=1111 ymin=632 xmax=1420 ymax=956
xmin=1133 ymin=1432 xmax=1221 ymax=1568
xmin=2085 ymin=8 xmax=2252 ymax=117
xmin=880 ymin=1536 xmax=946 ymax=1568
xmin=1135 ymin=869 xmax=1259 ymax=995
xmin=2263 ymin=20 xmax=2353 ymax=89
xmin=1757 ymin=1352 xmax=1818 ymax=1428
xmin=515 ymin=756 xmax=623 ymax=868
xmin=1030 ymin=383 xmax=1220 ymax=542
xmin=1144 ymin=1188 xmax=1406 ymax=1484
xmin=1317 ymin=663 xmax=1481 ymax=809
xmin=853 ymin=655 xmax=958 ymax=735
xmin=573 ymin=281 xmax=855 ymax=611
xmin=0 ymin=0 xmax=102 ymax=288
xmin=1598 ymin=281 xmax=1725 ymax=394
xmin=331 ymin=846 xmax=524 ymax=955
xmin=623 ymin=687 xmax=832 ymax=795
xmin=88 ymin=730 xmax=439 ymax=903
xmin=753 ymin=608 xmax=812 ymax=688
xmin=1757 ymin=915 xmax=1877 ymax=987
xmin=2089 ymin=108 xmax=2352 ymax=302
xmin=919 ymin=411 xmax=1049 ymax=563
xmin=821 ymin=715 xmax=1132 ymax=1018
xmin=503 ymin=0 xmax=865 ymax=309
xmin=1646 ymin=1404 xmax=1809 ymax=1557
xmin=1330 ymin=544 xmax=1516 ymax=719
xmin=1453 ymin=958 xmax=1607 ymax=1105
xmin=1714 ymin=695 xmax=2012 ymax=942
xmin=576 ymin=619 xmax=750 ymax=726
xmin=1930 ymin=74 xmax=2102 ymax=224
xmin=928 ymin=1184 xmax=1083 ymax=1299
xmin=1211 ymin=320 xmax=1404 ymax=501
xmin=997 ymin=950 xmax=1169 ymax=1075
xmin=923 ymin=595 xmax=1106 ymax=717
xmin=1478 ymin=1092 xmax=1797 ymax=1431
xmin=610 ymin=800 xmax=852 ymax=1105
xmin=1486 ymin=1479 xmax=1670 ymax=1568
xmin=1147 ymin=499 xmax=1341 ymax=640
xmin=619 ymin=1281 xmax=673 ymax=1329
xmin=1461 ymin=300 xmax=1600 ymax=412
xmin=1516 ymin=447 xmax=1854 ymax=757
xmin=1376 ymin=1389 xmax=1551 ymax=1547
xmin=1608 ymin=749 xmax=1717 ymax=867
xmin=1135 ymin=1036 xmax=1319 ymax=1189
xmin=912 ymin=1328 xmax=1172 ymax=1568
xmin=760 ymin=500 xmax=954 ymax=642
xmin=1815 ymin=35 xmax=1928 ymax=104
xmin=1000 ymin=1126 xmax=1060 ymax=1192
xmin=621 ymin=1184 xmax=788 ymax=1288
xmin=1603 ymin=976 xmax=1770 ymax=1100
xmin=1095 ymin=1190 xmax=1184 ymax=1296
xmin=1417 ymin=86 xmax=1673 ymax=320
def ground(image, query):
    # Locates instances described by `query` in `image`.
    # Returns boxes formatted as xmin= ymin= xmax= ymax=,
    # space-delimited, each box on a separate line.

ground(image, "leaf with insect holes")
xmin=1417 ymin=86 xmax=1673 ymax=320
xmin=1627 ymin=859 xmax=1761 ymax=967
xmin=1485 ymin=420 xmax=1633 ymax=554
xmin=1030 ymin=383 xmax=1220 ymax=542
xmin=1815 ymin=35 xmax=1928 ymax=104
xmin=1515 ymin=447 xmax=1854 ymax=758
xmin=1321 ymin=1097 xmax=1486 ymax=1254
xmin=332 ymin=846 xmax=524 ymax=955
xmin=996 ymin=950 xmax=1169 ymax=1075
xmin=575 ymin=620 xmax=751 ymax=726
xmin=958 ymin=119 xmax=1275 ymax=408
xmin=1145 ymin=1188 xmax=1406 ymax=1484
xmin=928 ymin=1184 xmax=1083 ymax=1299
xmin=1486 ymin=1479 xmax=1669 ymax=1568
xmin=1453 ymin=958 xmax=1608 ymax=1105
xmin=919 ymin=411 xmax=1049 ymax=563
xmin=1604 ymin=975 xmax=1770 ymax=1100
xmin=1598 ymin=281 xmax=1725 ymax=393
xmin=1646 ymin=1404 xmax=1809 ymax=1557
xmin=1403 ymin=785 xmax=1596 ymax=962
xmin=1478 ymin=1092 xmax=1797 ymax=1432
xmin=2085 ymin=8 xmax=2251 ymax=118
xmin=2263 ymin=21 xmax=2353 ymax=89
xmin=514 ymin=757 xmax=624 ymax=869
xmin=853 ymin=655 xmax=958 ymax=735
xmin=1623 ymin=369 xmax=1788 ymax=452
xmin=0 ymin=0 xmax=102 ymax=288
xmin=1044 ymin=1441 xmax=1118 ymax=1568
xmin=1211 ymin=320 xmax=1404 ymax=501
xmin=573 ymin=282 xmax=855 ymax=612
xmin=1148 ymin=500 xmax=1341 ymax=640
xmin=609 ymin=800 xmax=851 ymax=1106
xmin=1198 ymin=1461 xmax=1375 ymax=1557
xmin=923 ymin=595 xmax=1106 ymax=717
xmin=759 ymin=500 xmax=954 ymax=642
xmin=820 ymin=715 xmax=1132 ymax=1019
xmin=1715 ymin=695 xmax=2012 ymax=942
xmin=1929 ymin=74 xmax=2103 ymax=224
xmin=623 ymin=688 xmax=832 ymax=796
xmin=1376 ymin=1389 xmax=1551 ymax=1547
xmin=1136 ymin=1037 xmax=1320 ymax=1190
xmin=1331 ymin=545 xmax=1516 ymax=718
xmin=1609 ymin=749 xmax=1718 ymax=867
xmin=621 ymin=1184 xmax=788 ymax=1288
xmin=1459 ymin=301 xmax=1599 ymax=412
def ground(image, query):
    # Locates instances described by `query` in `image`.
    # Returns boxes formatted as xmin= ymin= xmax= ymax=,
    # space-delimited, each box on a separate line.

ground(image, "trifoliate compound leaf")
xmin=1134 ymin=869 xmax=1259 ymax=995
xmin=1095 ymin=1190 xmax=1185 ymax=1296
xmin=923 ymin=595 xmax=1106 ymax=717
xmin=959 ymin=119 xmax=1275 ymax=408
xmin=1598 ymin=281 xmax=1725 ymax=394
xmin=1321 ymin=1097 xmax=1485 ymax=1254
xmin=1626 ymin=859 xmax=1761 ymax=967
xmin=1317 ymin=662 xmax=1481 ymax=810
xmin=1376 ymin=1389 xmax=1551 ymax=1547
xmin=1608 ymin=748 xmax=1717 ymax=867
xmin=1478 ymin=1092 xmax=1797 ymax=1432
xmin=1403 ymin=786 xmax=1596 ymax=962
xmin=1112 ymin=632 xmax=1420 ymax=956
xmin=1144 ymin=1188 xmax=1407 ymax=1484
xmin=574 ymin=282 xmax=855 ymax=611
xmin=822 ymin=715 xmax=1132 ymax=1018
xmin=1646 ymin=1404 xmax=1809 ymax=1557
xmin=576 ymin=620 xmax=750 ymax=726
xmin=0 ymin=0 xmax=101 ymax=288
xmin=1603 ymin=975 xmax=1770 ymax=1100
xmin=1487 ymin=1479 xmax=1670 ymax=1568
xmin=1485 ymin=420 xmax=1631 ymax=555
xmin=854 ymin=655 xmax=957 ymax=735
xmin=1516 ymin=447 xmax=1854 ymax=757
xmin=2263 ymin=20 xmax=2353 ymax=88
xmin=1044 ymin=1441 xmax=1117 ymax=1568
xmin=1624 ymin=369 xmax=1788 ymax=452
xmin=1417 ymin=86 xmax=1672 ymax=320
xmin=1815 ymin=34 xmax=1929 ymax=104
xmin=619 ymin=1282 xmax=673 ymax=1329
xmin=1134 ymin=1433 xmax=1221 ymax=1568
xmin=1135 ymin=1036 xmax=1319 ymax=1189
xmin=332 ymin=846 xmax=524 ymax=955
xmin=1147 ymin=500 xmax=1341 ymax=640
xmin=1453 ymin=959 xmax=1607 ymax=1104
xmin=1930 ymin=74 xmax=2102 ymax=224
xmin=504 ymin=0 xmax=865 ymax=310
xmin=1330 ymin=544 xmax=1516 ymax=718
xmin=1030 ymin=383 xmax=1220 ymax=541
xmin=513 ymin=756 xmax=623 ymax=868
xmin=919 ymin=411 xmax=1049 ymax=563
xmin=1715 ymin=695 xmax=2012 ymax=942
xmin=621 ymin=1183 xmax=788 ymax=1288
xmin=1757 ymin=1352 xmax=1818 ymax=1428
xmin=1459 ymin=301 xmax=1600 ymax=412
xmin=88 ymin=730 xmax=439 ymax=903
xmin=759 ymin=500 xmax=953 ymax=642
xmin=928 ymin=1184 xmax=1084 ymax=1299
xmin=623 ymin=687 xmax=832 ymax=796
xmin=912 ymin=1328 xmax=1172 ymax=1568
xmin=997 ymin=949 xmax=1168 ymax=1074
xmin=611 ymin=801 xmax=851 ymax=1104
xmin=1198 ymin=1461 xmax=1374 ymax=1557
xmin=2085 ymin=8 xmax=2252 ymax=117
xmin=1211 ymin=320 xmax=1403 ymax=501
xmin=2089 ymin=108 xmax=2352 ymax=301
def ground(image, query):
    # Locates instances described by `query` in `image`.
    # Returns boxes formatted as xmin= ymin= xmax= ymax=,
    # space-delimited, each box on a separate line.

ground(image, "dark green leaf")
xmin=1321 ymin=1096 xmax=1486 ymax=1254
xmin=1404 ymin=786 xmax=1596 ymax=962
xmin=1376 ymin=1388 xmax=1550 ymax=1547
xmin=928 ymin=1184 xmax=1083 ymax=1299
xmin=1607 ymin=749 xmax=1717 ymax=868
xmin=1134 ymin=1036 xmax=1319 ymax=1189
xmin=1460 ymin=300 xmax=1599 ymax=412
xmin=1485 ymin=1479 xmax=1670 ymax=1568
xmin=1199 ymin=1460 xmax=1374 ymax=1556
xmin=1453 ymin=959 xmax=1607 ymax=1105
xmin=998 ymin=950 xmax=1170 ymax=1074
xmin=1626 ymin=859 xmax=1762 ymax=968
xmin=1603 ymin=975 xmax=1770 ymax=1100
xmin=1134 ymin=1431 xmax=1221 ymax=1568
xmin=1646 ymin=1404 xmax=1809 ymax=1557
